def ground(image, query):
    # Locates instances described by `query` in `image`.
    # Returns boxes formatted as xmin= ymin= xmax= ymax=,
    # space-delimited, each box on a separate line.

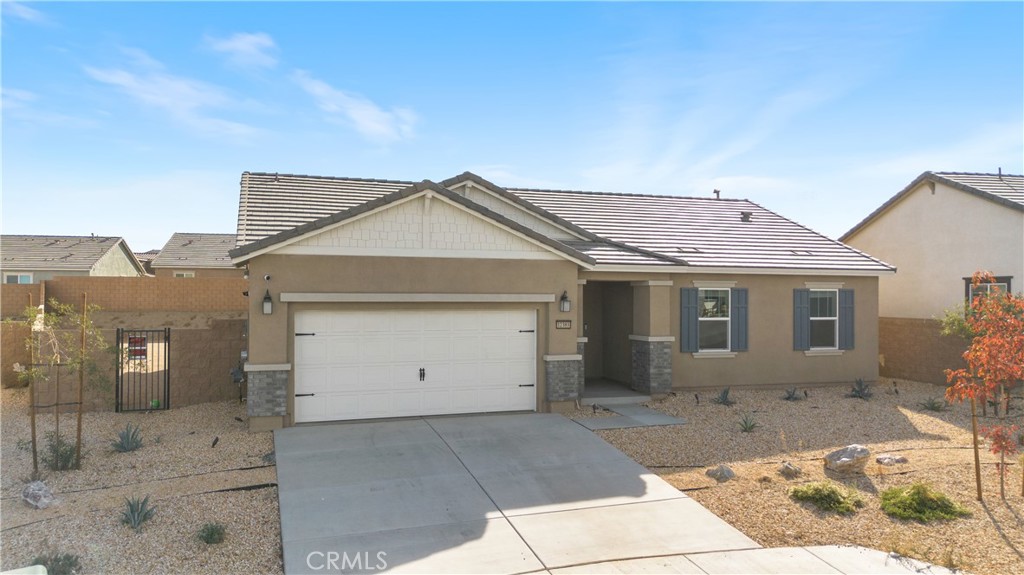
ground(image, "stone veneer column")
xmin=629 ymin=336 xmax=673 ymax=395
xmin=545 ymin=355 xmax=583 ymax=402
xmin=246 ymin=366 xmax=289 ymax=417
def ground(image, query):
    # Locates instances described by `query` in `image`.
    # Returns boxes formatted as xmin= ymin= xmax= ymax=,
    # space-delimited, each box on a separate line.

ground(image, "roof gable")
xmin=152 ymin=233 xmax=237 ymax=269
xmin=841 ymin=171 xmax=1024 ymax=242
xmin=230 ymin=181 xmax=594 ymax=266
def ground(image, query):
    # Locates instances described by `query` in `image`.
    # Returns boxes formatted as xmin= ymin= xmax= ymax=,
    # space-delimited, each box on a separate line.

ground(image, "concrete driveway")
xmin=275 ymin=414 xmax=953 ymax=575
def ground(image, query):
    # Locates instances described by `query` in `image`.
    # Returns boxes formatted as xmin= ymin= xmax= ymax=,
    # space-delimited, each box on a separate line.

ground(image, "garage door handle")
xmin=295 ymin=333 xmax=316 ymax=336
xmin=419 ymin=368 xmax=425 ymax=381
xmin=518 ymin=384 xmax=535 ymax=388
xmin=518 ymin=329 xmax=535 ymax=333
xmin=295 ymin=393 xmax=315 ymax=397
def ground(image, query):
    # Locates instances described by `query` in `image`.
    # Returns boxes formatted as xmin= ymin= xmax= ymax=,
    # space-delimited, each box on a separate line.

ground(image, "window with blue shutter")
xmin=793 ymin=289 xmax=810 ymax=350
xmin=730 ymin=288 xmax=748 ymax=351
xmin=838 ymin=289 xmax=854 ymax=350
xmin=681 ymin=288 xmax=699 ymax=352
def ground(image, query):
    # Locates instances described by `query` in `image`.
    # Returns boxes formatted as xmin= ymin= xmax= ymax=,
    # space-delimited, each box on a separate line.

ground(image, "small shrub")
xmin=782 ymin=387 xmax=803 ymax=401
xmin=121 ymin=495 xmax=156 ymax=532
xmin=789 ymin=481 xmax=865 ymax=515
xmin=880 ymin=482 xmax=969 ymax=522
xmin=112 ymin=423 xmax=143 ymax=453
xmin=711 ymin=387 xmax=736 ymax=406
xmin=846 ymin=378 xmax=873 ymax=400
xmin=918 ymin=397 xmax=948 ymax=412
xmin=198 ymin=522 xmax=226 ymax=544
xmin=31 ymin=552 xmax=82 ymax=575
xmin=739 ymin=413 xmax=759 ymax=432
xmin=41 ymin=432 xmax=78 ymax=471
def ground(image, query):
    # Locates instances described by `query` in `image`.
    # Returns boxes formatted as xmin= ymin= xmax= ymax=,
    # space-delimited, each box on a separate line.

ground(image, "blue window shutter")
xmin=839 ymin=289 xmax=855 ymax=350
xmin=681 ymin=288 xmax=699 ymax=352
xmin=730 ymin=288 xmax=748 ymax=351
xmin=793 ymin=289 xmax=810 ymax=350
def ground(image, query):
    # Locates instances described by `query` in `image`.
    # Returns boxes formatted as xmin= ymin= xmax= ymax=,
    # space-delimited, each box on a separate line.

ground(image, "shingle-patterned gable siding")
xmin=152 ymin=233 xmax=237 ymax=269
xmin=0 ymin=235 xmax=131 ymax=271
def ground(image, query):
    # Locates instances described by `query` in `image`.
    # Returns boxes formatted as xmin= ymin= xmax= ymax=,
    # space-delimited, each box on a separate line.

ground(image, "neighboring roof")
xmin=0 ymin=235 xmax=144 ymax=272
xmin=233 ymin=171 xmax=894 ymax=273
xmin=152 ymin=233 xmax=237 ymax=269
xmin=841 ymin=171 xmax=1024 ymax=242
xmin=134 ymin=249 xmax=160 ymax=261
xmin=230 ymin=180 xmax=596 ymax=266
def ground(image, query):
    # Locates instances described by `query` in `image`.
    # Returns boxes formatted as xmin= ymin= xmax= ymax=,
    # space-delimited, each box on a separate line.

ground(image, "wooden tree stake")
xmin=75 ymin=292 xmax=87 ymax=469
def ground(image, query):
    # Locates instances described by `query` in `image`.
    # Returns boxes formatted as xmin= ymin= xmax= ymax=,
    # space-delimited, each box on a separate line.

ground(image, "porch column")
xmin=630 ymin=280 xmax=674 ymax=395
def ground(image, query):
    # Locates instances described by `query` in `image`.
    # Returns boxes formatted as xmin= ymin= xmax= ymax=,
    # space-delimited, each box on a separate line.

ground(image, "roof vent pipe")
xmin=713 ymin=189 xmax=721 ymax=200
xmin=740 ymin=211 xmax=752 ymax=222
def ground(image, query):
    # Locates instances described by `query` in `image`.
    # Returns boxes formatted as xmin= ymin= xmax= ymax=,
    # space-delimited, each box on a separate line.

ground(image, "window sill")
xmin=692 ymin=351 xmax=737 ymax=359
xmin=804 ymin=349 xmax=844 ymax=357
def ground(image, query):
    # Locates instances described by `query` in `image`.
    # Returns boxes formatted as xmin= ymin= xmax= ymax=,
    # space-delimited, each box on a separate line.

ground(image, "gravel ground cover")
xmin=1 ymin=386 xmax=282 ymax=575
xmin=574 ymin=378 xmax=1024 ymax=575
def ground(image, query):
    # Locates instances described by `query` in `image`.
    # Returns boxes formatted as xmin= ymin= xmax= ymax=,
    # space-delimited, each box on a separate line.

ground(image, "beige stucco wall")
xmin=845 ymin=182 xmax=1024 ymax=319
xmin=93 ymin=244 xmax=144 ymax=277
xmin=153 ymin=268 xmax=245 ymax=279
xmin=245 ymin=254 xmax=579 ymax=422
xmin=670 ymin=273 xmax=880 ymax=389
xmin=0 ymin=270 xmax=89 ymax=282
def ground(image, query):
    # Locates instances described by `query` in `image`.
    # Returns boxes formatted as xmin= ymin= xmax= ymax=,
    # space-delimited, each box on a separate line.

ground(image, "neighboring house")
xmin=0 ymin=235 xmax=146 ymax=283
xmin=230 ymin=171 xmax=894 ymax=431
xmin=134 ymin=249 xmax=160 ymax=275
xmin=842 ymin=171 xmax=1024 ymax=384
xmin=151 ymin=233 xmax=243 ymax=278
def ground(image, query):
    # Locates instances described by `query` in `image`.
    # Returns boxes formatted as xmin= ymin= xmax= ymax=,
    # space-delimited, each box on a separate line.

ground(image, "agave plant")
xmin=918 ymin=397 xmax=948 ymax=412
xmin=846 ymin=378 xmax=873 ymax=400
xmin=739 ymin=413 xmax=759 ymax=432
xmin=112 ymin=423 xmax=143 ymax=453
xmin=712 ymin=387 xmax=736 ymax=406
xmin=782 ymin=388 xmax=803 ymax=401
xmin=121 ymin=495 xmax=156 ymax=532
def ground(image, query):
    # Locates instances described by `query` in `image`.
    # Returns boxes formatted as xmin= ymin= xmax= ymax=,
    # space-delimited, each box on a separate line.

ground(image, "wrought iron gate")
xmin=115 ymin=328 xmax=170 ymax=412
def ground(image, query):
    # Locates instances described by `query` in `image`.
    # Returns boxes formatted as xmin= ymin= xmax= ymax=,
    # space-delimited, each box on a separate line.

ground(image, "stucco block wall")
xmin=43 ymin=277 xmax=247 ymax=312
xmin=1 ymin=323 xmax=31 ymax=388
xmin=1 ymin=283 xmax=44 ymax=319
xmin=153 ymin=268 xmax=246 ymax=279
xmin=844 ymin=182 xmax=1024 ymax=319
xmin=879 ymin=317 xmax=967 ymax=385
xmin=669 ymin=274 xmax=880 ymax=389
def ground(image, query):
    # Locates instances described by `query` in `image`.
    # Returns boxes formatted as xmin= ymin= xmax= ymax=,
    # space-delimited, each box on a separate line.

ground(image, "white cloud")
xmin=292 ymin=70 xmax=416 ymax=144
xmin=84 ymin=49 xmax=260 ymax=140
xmin=465 ymin=165 xmax=568 ymax=190
xmin=3 ymin=2 xmax=49 ymax=24
xmin=205 ymin=32 xmax=278 ymax=70
xmin=1 ymin=87 xmax=37 ymax=109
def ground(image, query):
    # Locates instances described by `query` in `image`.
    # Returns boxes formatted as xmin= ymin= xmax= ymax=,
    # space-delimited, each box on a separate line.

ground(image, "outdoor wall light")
xmin=262 ymin=290 xmax=273 ymax=315
xmin=559 ymin=290 xmax=572 ymax=313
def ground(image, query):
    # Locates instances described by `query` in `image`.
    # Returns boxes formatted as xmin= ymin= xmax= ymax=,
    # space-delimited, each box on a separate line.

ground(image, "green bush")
xmin=32 ymin=552 xmax=82 ymax=575
xmin=41 ymin=432 xmax=78 ymax=471
xmin=789 ymin=481 xmax=865 ymax=515
xmin=198 ymin=522 xmax=227 ymax=544
xmin=112 ymin=423 xmax=143 ymax=453
xmin=880 ymin=482 xmax=970 ymax=522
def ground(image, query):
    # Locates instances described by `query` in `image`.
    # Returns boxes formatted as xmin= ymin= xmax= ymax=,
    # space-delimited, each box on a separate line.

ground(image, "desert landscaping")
xmin=2 ymin=378 xmax=1022 ymax=575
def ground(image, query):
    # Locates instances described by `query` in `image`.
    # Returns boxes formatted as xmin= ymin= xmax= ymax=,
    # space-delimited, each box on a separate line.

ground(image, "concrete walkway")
xmin=575 ymin=404 xmax=686 ymax=430
xmin=275 ymin=413 xmax=952 ymax=575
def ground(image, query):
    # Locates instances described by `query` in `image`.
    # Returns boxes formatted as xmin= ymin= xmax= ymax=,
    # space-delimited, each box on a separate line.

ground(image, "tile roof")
xmin=152 ymin=233 xmax=237 ymax=269
xmin=840 ymin=171 xmax=1024 ymax=242
xmin=234 ymin=171 xmax=894 ymax=272
xmin=0 ymin=235 xmax=135 ymax=271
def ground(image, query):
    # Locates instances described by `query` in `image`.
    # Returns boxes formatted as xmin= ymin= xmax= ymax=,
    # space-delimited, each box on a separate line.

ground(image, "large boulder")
xmin=22 ymin=481 xmax=55 ymax=509
xmin=876 ymin=454 xmax=909 ymax=466
xmin=706 ymin=464 xmax=736 ymax=483
xmin=824 ymin=444 xmax=871 ymax=474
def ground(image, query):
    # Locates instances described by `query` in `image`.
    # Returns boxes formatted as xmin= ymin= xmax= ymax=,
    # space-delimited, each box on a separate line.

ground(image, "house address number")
xmin=555 ymin=320 xmax=572 ymax=329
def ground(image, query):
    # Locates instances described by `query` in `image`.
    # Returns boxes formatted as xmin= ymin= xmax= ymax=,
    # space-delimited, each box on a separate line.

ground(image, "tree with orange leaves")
xmin=944 ymin=271 xmax=1024 ymax=500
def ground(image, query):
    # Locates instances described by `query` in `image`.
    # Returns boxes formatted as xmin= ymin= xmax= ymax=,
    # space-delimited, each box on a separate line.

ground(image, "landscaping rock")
xmin=824 ymin=444 xmax=871 ymax=474
xmin=22 ymin=481 xmax=55 ymax=509
xmin=876 ymin=454 xmax=909 ymax=466
xmin=706 ymin=464 xmax=736 ymax=482
xmin=778 ymin=461 xmax=802 ymax=479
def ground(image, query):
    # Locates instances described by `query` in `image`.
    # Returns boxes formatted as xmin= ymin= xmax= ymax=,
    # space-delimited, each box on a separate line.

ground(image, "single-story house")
xmin=134 ymin=249 xmax=161 ymax=275
xmin=230 ymin=171 xmax=895 ymax=431
xmin=151 ymin=233 xmax=244 ymax=278
xmin=841 ymin=171 xmax=1024 ymax=384
xmin=1 ymin=235 xmax=146 ymax=284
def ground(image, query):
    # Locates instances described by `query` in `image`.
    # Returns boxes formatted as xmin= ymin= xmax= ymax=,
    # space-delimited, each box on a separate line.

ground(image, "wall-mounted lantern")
xmin=262 ymin=290 xmax=273 ymax=315
xmin=559 ymin=290 xmax=572 ymax=313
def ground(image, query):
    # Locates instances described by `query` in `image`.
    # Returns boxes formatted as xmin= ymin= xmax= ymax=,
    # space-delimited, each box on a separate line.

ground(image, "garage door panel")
xmin=294 ymin=309 xmax=536 ymax=423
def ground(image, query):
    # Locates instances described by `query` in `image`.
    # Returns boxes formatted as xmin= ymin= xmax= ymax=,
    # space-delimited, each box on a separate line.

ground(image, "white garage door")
xmin=293 ymin=309 xmax=537 ymax=423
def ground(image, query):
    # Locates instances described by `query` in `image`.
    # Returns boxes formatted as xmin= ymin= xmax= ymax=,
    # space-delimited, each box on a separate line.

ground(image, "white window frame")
xmin=173 ymin=271 xmax=195 ymax=278
xmin=698 ymin=288 xmax=730 ymax=352
xmin=809 ymin=289 xmax=838 ymax=350
xmin=969 ymin=282 xmax=1008 ymax=300
xmin=4 ymin=273 xmax=33 ymax=284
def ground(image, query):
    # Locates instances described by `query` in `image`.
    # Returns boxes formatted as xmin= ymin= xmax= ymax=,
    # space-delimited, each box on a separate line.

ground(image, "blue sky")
xmin=3 ymin=2 xmax=1022 ymax=252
